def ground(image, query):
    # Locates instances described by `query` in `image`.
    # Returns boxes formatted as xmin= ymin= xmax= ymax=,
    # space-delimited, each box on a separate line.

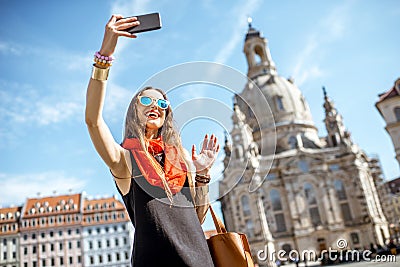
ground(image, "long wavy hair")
xmin=124 ymin=86 xmax=189 ymax=201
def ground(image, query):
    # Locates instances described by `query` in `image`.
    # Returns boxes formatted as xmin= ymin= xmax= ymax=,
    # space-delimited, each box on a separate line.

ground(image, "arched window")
xmin=394 ymin=107 xmax=400 ymax=122
xmin=334 ymin=180 xmax=352 ymax=222
xmin=269 ymin=189 xmax=287 ymax=232
xmin=254 ymin=45 xmax=264 ymax=64
xmin=304 ymin=182 xmax=321 ymax=226
xmin=245 ymin=219 xmax=254 ymax=238
xmin=334 ymin=180 xmax=347 ymax=200
xmin=241 ymin=195 xmax=251 ymax=216
xmin=270 ymin=190 xmax=282 ymax=211
xmin=304 ymin=183 xmax=316 ymax=205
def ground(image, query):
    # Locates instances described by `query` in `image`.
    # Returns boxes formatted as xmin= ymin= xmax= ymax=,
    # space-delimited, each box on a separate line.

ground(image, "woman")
xmin=85 ymin=15 xmax=219 ymax=266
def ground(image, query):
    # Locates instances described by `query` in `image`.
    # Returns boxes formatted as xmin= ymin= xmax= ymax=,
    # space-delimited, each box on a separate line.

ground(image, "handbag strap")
xmin=209 ymin=205 xmax=227 ymax=234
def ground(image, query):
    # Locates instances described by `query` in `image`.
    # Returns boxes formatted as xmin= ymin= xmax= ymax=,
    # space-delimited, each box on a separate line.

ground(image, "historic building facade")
xmin=376 ymin=78 xmax=400 ymax=167
xmin=0 ymin=206 xmax=21 ymax=267
xmin=0 ymin=193 xmax=133 ymax=267
xmin=375 ymin=77 xmax=400 ymax=240
xmin=379 ymin=177 xmax=400 ymax=241
xmin=219 ymin=23 xmax=389 ymax=264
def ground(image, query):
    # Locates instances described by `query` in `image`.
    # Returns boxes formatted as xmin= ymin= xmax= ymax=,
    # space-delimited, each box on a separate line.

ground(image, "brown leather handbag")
xmin=206 ymin=206 xmax=255 ymax=267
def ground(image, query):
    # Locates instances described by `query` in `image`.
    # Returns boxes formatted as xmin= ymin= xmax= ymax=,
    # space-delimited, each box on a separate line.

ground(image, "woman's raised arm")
xmin=85 ymin=15 xmax=139 ymax=173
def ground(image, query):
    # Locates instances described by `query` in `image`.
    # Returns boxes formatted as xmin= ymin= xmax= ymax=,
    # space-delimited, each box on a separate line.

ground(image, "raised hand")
xmin=99 ymin=14 xmax=140 ymax=57
xmin=191 ymin=134 xmax=220 ymax=175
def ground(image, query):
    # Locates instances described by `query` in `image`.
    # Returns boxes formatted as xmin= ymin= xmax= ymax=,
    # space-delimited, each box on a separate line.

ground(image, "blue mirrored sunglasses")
xmin=138 ymin=96 xmax=170 ymax=110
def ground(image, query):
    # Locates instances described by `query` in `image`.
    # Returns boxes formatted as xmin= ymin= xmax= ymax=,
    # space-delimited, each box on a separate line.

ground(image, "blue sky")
xmin=0 ymin=0 xmax=399 ymax=230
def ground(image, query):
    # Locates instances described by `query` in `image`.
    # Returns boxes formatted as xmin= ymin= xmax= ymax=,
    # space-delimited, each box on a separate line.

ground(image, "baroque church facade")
xmin=219 ymin=24 xmax=389 ymax=262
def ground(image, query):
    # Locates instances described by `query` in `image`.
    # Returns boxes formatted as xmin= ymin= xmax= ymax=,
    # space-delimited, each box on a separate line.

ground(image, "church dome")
xmin=251 ymin=74 xmax=314 ymax=126
xmin=237 ymin=23 xmax=321 ymax=154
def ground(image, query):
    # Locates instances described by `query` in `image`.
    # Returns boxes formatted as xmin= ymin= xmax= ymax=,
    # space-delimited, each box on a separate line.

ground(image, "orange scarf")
xmin=122 ymin=137 xmax=187 ymax=194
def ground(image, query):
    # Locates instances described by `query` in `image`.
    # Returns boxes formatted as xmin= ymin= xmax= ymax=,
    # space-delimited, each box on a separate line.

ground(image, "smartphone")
xmin=124 ymin=13 xmax=162 ymax=34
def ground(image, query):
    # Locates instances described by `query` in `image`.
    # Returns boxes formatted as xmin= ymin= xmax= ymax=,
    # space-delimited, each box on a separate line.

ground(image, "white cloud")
xmin=0 ymin=82 xmax=83 ymax=126
xmin=0 ymin=172 xmax=87 ymax=206
xmin=111 ymin=0 xmax=152 ymax=15
xmin=110 ymin=0 xmax=153 ymax=55
xmin=0 ymin=41 xmax=23 ymax=56
xmin=214 ymin=0 xmax=263 ymax=64
xmin=36 ymin=101 xmax=82 ymax=125
xmin=0 ymin=40 xmax=90 ymax=72
xmin=292 ymin=1 xmax=353 ymax=85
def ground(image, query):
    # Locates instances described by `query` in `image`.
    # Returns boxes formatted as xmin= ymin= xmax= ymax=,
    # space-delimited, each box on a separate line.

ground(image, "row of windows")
xmin=23 ymin=229 xmax=80 ymax=240
xmin=240 ymin=179 xmax=352 ymax=234
xmin=23 ymin=240 xmax=80 ymax=254
xmin=22 ymin=214 xmax=81 ymax=228
xmin=28 ymin=203 xmax=78 ymax=214
xmin=88 ymin=251 xmax=129 ymax=264
xmin=0 ymin=211 xmax=20 ymax=220
xmin=83 ymin=211 xmax=125 ymax=223
xmin=1 ymin=238 xmax=17 ymax=245
xmin=1 ymin=223 xmax=17 ymax=233
xmin=266 ymin=164 xmax=340 ymax=179
xmin=86 ymin=224 xmax=126 ymax=235
xmin=87 ymin=237 xmax=128 ymax=249
xmin=3 ymin=253 xmax=130 ymax=267
xmin=20 ymin=224 xmax=129 ymax=241
xmin=2 ymin=251 xmax=17 ymax=260
xmin=22 ymin=255 xmax=81 ymax=267
xmin=86 ymin=202 xmax=117 ymax=210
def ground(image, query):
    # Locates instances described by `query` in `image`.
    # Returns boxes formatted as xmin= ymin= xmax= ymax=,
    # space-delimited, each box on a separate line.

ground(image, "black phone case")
xmin=125 ymin=13 xmax=162 ymax=34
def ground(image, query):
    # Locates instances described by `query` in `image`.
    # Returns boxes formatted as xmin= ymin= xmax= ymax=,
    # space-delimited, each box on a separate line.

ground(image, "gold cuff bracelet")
xmin=91 ymin=64 xmax=109 ymax=81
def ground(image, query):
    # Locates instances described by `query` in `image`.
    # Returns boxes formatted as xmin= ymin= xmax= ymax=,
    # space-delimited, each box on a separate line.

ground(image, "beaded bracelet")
xmin=195 ymin=173 xmax=211 ymax=184
xmin=93 ymin=51 xmax=115 ymax=67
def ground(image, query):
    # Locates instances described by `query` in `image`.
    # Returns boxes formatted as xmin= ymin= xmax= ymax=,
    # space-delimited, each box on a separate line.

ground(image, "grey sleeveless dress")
xmin=116 ymin=151 xmax=214 ymax=267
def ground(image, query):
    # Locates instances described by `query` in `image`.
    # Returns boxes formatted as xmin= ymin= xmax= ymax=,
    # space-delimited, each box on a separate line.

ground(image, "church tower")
xmin=243 ymin=18 xmax=277 ymax=79
xmin=238 ymin=21 xmax=322 ymax=156
xmin=219 ymin=20 xmax=389 ymax=265
xmin=323 ymin=87 xmax=353 ymax=147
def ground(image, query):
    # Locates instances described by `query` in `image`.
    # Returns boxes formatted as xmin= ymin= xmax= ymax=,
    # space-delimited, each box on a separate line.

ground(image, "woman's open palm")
xmin=191 ymin=134 xmax=220 ymax=174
